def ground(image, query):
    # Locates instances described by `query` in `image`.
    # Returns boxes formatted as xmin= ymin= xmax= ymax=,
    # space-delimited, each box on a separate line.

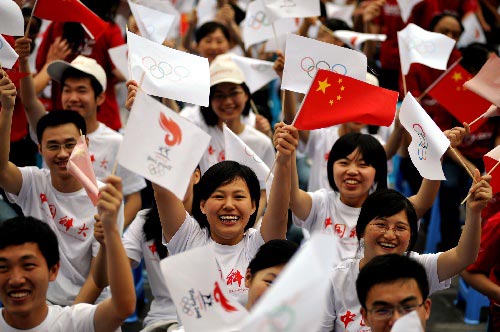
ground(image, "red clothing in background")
xmin=36 ymin=22 xmax=124 ymax=131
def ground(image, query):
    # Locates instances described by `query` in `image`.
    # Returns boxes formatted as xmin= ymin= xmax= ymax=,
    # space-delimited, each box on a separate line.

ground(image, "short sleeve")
xmin=166 ymin=213 xmax=209 ymax=255
xmin=123 ymin=210 xmax=148 ymax=267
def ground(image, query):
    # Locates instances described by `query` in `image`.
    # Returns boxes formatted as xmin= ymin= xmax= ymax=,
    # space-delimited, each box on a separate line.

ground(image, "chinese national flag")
xmin=484 ymin=145 xmax=500 ymax=194
xmin=428 ymin=64 xmax=490 ymax=131
xmin=33 ymin=0 xmax=108 ymax=40
xmin=293 ymin=69 xmax=398 ymax=130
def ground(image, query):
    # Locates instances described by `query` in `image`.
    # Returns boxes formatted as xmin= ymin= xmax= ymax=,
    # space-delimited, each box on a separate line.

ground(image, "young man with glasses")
xmin=0 ymin=74 xmax=123 ymax=306
xmin=356 ymin=254 xmax=431 ymax=332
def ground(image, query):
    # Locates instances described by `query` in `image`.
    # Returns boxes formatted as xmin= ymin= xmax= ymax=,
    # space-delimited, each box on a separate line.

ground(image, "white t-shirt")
xmin=292 ymin=189 xmax=361 ymax=264
xmin=189 ymin=122 xmax=275 ymax=188
xmin=319 ymin=252 xmax=451 ymax=332
xmin=122 ymin=209 xmax=177 ymax=327
xmin=180 ymin=105 xmax=256 ymax=128
xmin=6 ymin=167 xmax=124 ymax=305
xmin=0 ymin=304 xmax=96 ymax=332
xmin=167 ymin=214 xmax=265 ymax=306
xmin=87 ymin=122 xmax=146 ymax=196
xmin=301 ymin=126 xmax=386 ymax=192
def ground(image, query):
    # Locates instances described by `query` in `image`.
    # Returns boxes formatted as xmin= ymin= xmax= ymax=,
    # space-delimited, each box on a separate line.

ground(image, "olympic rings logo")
xmin=247 ymin=11 xmax=271 ymax=30
xmin=142 ymin=56 xmax=190 ymax=82
xmin=244 ymin=146 xmax=264 ymax=164
xmin=408 ymin=38 xmax=435 ymax=54
xmin=412 ymin=123 xmax=429 ymax=161
xmin=300 ymin=57 xmax=347 ymax=79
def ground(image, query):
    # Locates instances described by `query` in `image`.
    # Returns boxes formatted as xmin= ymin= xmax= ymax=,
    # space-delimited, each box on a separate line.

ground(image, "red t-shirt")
xmin=466 ymin=211 xmax=500 ymax=305
xmin=36 ymin=22 xmax=125 ymax=131
xmin=404 ymin=48 xmax=462 ymax=130
xmin=3 ymin=35 xmax=28 ymax=142
xmin=374 ymin=0 xmax=439 ymax=71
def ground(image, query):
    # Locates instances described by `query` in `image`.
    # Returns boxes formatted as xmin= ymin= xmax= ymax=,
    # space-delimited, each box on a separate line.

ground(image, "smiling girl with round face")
xmin=154 ymin=125 xmax=299 ymax=306
xmin=320 ymin=177 xmax=492 ymax=332
xmin=286 ymin=124 xmax=468 ymax=264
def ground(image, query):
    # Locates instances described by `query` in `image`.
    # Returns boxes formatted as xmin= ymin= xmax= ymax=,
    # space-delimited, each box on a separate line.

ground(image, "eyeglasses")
xmin=46 ymin=142 xmax=77 ymax=152
xmin=367 ymin=302 xmax=425 ymax=320
xmin=369 ymin=222 xmax=410 ymax=236
xmin=212 ymin=90 xmax=245 ymax=101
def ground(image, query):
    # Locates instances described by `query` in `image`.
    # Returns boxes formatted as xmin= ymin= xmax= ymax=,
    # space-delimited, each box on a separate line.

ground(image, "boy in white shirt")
xmin=0 ymin=176 xmax=136 ymax=332
xmin=0 ymin=74 xmax=123 ymax=305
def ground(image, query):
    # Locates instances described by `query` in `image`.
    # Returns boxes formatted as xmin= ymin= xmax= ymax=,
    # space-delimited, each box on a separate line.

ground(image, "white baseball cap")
xmin=210 ymin=54 xmax=245 ymax=87
xmin=48 ymin=55 xmax=107 ymax=93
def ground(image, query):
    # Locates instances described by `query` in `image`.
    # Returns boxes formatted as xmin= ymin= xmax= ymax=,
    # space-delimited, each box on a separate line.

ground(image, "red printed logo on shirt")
xmin=226 ymin=269 xmax=244 ymax=287
xmin=100 ymin=158 xmax=108 ymax=170
xmin=334 ymin=224 xmax=346 ymax=238
xmin=149 ymin=243 xmax=157 ymax=255
xmin=325 ymin=217 xmax=332 ymax=228
xmin=78 ymin=223 xmax=89 ymax=237
xmin=340 ymin=310 xmax=356 ymax=329
xmin=58 ymin=216 xmax=74 ymax=232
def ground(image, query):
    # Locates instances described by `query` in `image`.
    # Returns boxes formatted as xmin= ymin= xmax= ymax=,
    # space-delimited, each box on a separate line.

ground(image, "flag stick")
xmin=417 ymin=57 xmax=463 ymax=101
xmin=401 ymin=70 xmax=407 ymax=96
xmin=266 ymin=89 xmax=287 ymax=181
xmin=449 ymin=147 xmax=475 ymax=182
xmin=126 ymin=25 xmax=133 ymax=81
xmin=460 ymin=159 xmax=498 ymax=204
xmin=249 ymin=99 xmax=260 ymax=115
xmin=24 ymin=0 xmax=40 ymax=38
xmin=271 ymin=22 xmax=280 ymax=52
xmin=111 ymin=159 xmax=119 ymax=176
xmin=467 ymin=114 xmax=484 ymax=128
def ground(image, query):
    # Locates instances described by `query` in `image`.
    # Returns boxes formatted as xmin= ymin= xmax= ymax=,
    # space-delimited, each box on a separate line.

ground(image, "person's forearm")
xmin=0 ymin=103 xmax=13 ymax=173
xmin=18 ymin=58 xmax=47 ymax=130
xmin=74 ymin=273 xmax=104 ymax=304
xmin=124 ymin=192 xmax=142 ymax=229
xmin=104 ymin=224 xmax=136 ymax=318
xmin=455 ymin=207 xmax=482 ymax=268
xmin=461 ymin=270 xmax=500 ymax=303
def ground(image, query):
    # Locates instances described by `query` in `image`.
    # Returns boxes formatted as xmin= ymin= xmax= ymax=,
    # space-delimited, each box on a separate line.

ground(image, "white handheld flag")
xmin=282 ymin=34 xmax=367 ymax=94
xmin=458 ymin=13 xmax=487 ymax=48
xmin=324 ymin=3 xmax=355 ymax=27
xmin=127 ymin=29 xmax=210 ymax=106
xmin=223 ymin=124 xmax=271 ymax=183
xmin=0 ymin=35 xmax=18 ymax=69
xmin=242 ymin=0 xmax=298 ymax=49
xmin=118 ymin=91 xmax=210 ymax=200
xmin=135 ymin=0 xmax=181 ymax=39
xmin=0 ymin=0 xmax=24 ymax=36
xmin=391 ymin=311 xmax=424 ymax=332
xmin=398 ymin=23 xmax=456 ymax=75
xmin=332 ymin=30 xmax=387 ymax=50
xmin=128 ymin=1 xmax=176 ymax=44
xmin=160 ymin=245 xmax=248 ymax=332
xmin=108 ymin=44 xmax=129 ymax=79
xmin=196 ymin=0 xmax=218 ymax=27
xmin=263 ymin=0 xmax=321 ymax=22
xmin=397 ymin=0 xmax=423 ymax=22
xmin=229 ymin=54 xmax=278 ymax=93
xmin=399 ymin=92 xmax=449 ymax=180
xmin=241 ymin=233 xmax=340 ymax=332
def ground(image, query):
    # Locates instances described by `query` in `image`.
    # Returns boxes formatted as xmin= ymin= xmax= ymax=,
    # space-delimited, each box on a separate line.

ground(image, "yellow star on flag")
xmin=329 ymin=99 xmax=334 ymax=106
xmin=337 ymin=95 xmax=342 ymax=101
xmin=316 ymin=78 xmax=331 ymax=94
xmin=451 ymin=71 xmax=463 ymax=82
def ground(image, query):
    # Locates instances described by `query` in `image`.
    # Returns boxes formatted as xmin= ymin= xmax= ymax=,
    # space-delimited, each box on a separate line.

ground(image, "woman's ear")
xmin=200 ymin=200 xmax=207 ymax=215
xmin=244 ymin=268 xmax=252 ymax=288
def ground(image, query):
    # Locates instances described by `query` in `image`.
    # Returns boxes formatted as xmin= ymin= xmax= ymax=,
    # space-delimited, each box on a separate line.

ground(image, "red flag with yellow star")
xmin=293 ymin=69 xmax=398 ymax=130
xmin=428 ymin=64 xmax=490 ymax=130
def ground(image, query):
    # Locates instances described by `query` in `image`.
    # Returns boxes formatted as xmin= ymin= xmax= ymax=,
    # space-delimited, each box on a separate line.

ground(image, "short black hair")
xmin=60 ymin=67 xmax=103 ymax=98
xmin=323 ymin=18 xmax=351 ymax=32
xmin=195 ymin=21 xmax=231 ymax=44
xmin=429 ymin=11 xmax=464 ymax=35
xmin=460 ymin=43 xmax=498 ymax=75
xmin=36 ymin=110 xmax=87 ymax=143
xmin=356 ymin=189 xmax=419 ymax=254
xmin=247 ymin=240 xmax=298 ymax=275
xmin=356 ymin=254 xmax=429 ymax=309
xmin=0 ymin=217 xmax=60 ymax=270
xmin=192 ymin=161 xmax=261 ymax=232
xmin=202 ymin=83 xmax=251 ymax=126
xmin=327 ymin=133 xmax=387 ymax=192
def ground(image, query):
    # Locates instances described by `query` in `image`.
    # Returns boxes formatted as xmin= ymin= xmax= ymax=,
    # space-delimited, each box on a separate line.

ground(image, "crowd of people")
xmin=0 ymin=0 xmax=499 ymax=331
